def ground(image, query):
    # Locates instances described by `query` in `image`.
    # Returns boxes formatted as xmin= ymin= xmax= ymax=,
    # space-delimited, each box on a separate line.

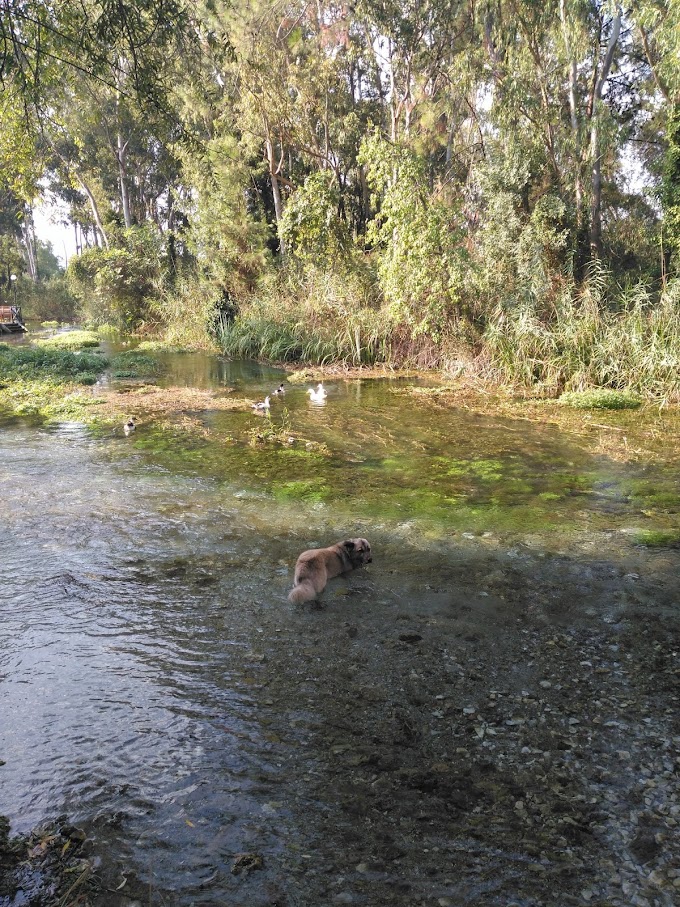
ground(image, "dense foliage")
xmin=2 ymin=0 xmax=680 ymax=393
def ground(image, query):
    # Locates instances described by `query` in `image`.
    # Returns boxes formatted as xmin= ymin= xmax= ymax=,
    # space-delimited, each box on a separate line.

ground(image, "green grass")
xmin=483 ymin=273 xmax=680 ymax=401
xmin=109 ymin=350 xmax=162 ymax=379
xmin=217 ymin=268 xmax=393 ymax=366
xmin=631 ymin=529 xmax=680 ymax=548
xmin=0 ymin=344 xmax=108 ymax=383
xmin=558 ymin=389 xmax=642 ymax=410
xmin=37 ymin=330 xmax=101 ymax=349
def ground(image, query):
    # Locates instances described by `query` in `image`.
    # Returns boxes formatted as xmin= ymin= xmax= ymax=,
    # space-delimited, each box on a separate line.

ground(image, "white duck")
xmin=273 ymin=383 xmax=286 ymax=396
xmin=306 ymin=384 xmax=327 ymax=404
xmin=123 ymin=418 xmax=136 ymax=435
xmin=251 ymin=395 xmax=271 ymax=411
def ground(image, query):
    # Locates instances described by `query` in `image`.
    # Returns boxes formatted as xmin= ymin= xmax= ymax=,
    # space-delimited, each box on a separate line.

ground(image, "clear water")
xmin=1 ymin=354 xmax=679 ymax=905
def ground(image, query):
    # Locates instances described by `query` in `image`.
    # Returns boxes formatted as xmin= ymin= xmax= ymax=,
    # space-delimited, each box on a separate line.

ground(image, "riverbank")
xmin=0 ymin=818 xmax=96 ymax=906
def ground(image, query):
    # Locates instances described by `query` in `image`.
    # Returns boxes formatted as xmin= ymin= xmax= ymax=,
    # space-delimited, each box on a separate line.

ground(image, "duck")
xmin=123 ymin=418 xmax=136 ymax=435
xmin=251 ymin=395 xmax=271 ymax=411
xmin=306 ymin=386 xmax=327 ymax=404
xmin=273 ymin=383 xmax=286 ymax=396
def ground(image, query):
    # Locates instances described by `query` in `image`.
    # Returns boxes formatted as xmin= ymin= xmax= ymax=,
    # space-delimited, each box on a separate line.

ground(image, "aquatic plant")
xmin=559 ymin=390 xmax=643 ymax=409
xmin=631 ymin=529 xmax=680 ymax=548
xmin=0 ymin=345 xmax=108 ymax=381
xmin=110 ymin=350 xmax=162 ymax=379
xmin=37 ymin=330 xmax=101 ymax=349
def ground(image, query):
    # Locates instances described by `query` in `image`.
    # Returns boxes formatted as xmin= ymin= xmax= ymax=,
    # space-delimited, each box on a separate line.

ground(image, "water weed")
xmin=110 ymin=351 xmax=162 ymax=379
xmin=36 ymin=330 xmax=101 ymax=349
xmin=0 ymin=345 xmax=108 ymax=382
xmin=559 ymin=390 xmax=643 ymax=409
xmin=631 ymin=529 xmax=680 ymax=548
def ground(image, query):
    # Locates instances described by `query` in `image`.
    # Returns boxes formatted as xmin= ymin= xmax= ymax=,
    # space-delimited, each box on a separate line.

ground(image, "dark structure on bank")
xmin=0 ymin=306 xmax=26 ymax=334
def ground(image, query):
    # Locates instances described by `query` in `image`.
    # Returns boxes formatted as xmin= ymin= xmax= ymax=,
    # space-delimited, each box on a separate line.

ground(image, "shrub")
xmin=19 ymin=275 xmax=78 ymax=323
xmin=484 ymin=271 xmax=680 ymax=400
xmin=218 ymin=268 xmax=392 ymax=365
xmin=359 ymin=133 xmax=468 ymax=341
xmin=66 ymin=225 xmax=164 ymax=330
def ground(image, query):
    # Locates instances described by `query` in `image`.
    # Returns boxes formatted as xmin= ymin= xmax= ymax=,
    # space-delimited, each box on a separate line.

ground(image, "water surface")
xmin=1 ymin=353 xmax=679 ymax=905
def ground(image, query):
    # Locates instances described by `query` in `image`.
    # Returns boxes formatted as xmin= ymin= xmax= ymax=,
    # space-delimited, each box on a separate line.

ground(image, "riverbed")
xmin=1 ymin=353 xmax=679 ymax=906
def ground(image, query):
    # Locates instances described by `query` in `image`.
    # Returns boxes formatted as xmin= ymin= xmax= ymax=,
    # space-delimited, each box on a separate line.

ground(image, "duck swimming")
xmin=123 ymin=418 xmax=136 ymax=435
xmin=273 ymin=383 xmax=286 ymax=396
xmin=306 ymin=386 xmax=327 ymax=404
xmin=251 ymin=395 xmax=271 ymax=410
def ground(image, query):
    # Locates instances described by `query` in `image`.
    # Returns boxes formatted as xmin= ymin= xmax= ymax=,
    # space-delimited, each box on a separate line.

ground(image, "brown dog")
xmin=288 ymin=538 xmax=372 ymax=604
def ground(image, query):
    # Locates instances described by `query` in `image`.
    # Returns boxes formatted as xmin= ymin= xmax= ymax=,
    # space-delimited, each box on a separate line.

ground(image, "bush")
xmin=280 ymin=171 xmax=352 ymax=270
xmin=484 ymin=270 xmax=680 ymax=400
xmin=19 ymin=275 xmax=78 ymax=323
xmin=66 ymin=225 xmax=164 ymax=330
xmin=218 ymin=268 xmax=392 ymax=365
xmin=359 ymin=133 xmax=468 ymax=340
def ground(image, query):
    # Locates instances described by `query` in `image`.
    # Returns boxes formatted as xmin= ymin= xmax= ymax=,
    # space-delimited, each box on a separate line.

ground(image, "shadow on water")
xmin=1 ymin=352 xmax=679 ymax=906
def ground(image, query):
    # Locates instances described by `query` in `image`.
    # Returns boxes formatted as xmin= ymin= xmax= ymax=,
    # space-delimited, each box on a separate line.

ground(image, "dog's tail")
xmin=288 ymin=581 xmax=317 ymax=604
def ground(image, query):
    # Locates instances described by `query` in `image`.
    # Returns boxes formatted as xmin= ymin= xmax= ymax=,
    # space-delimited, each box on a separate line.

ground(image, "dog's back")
xmin=288 ymin=538 xmax=372 ymax=604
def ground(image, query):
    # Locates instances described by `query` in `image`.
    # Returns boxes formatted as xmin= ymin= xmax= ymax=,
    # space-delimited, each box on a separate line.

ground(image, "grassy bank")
xmin=216 ymin=271 xmax=680 ymax=402
xmin=0 ymin=343 xmax=169 ymax=422
xmin=0 ymin=343 xmax=109 ymax=419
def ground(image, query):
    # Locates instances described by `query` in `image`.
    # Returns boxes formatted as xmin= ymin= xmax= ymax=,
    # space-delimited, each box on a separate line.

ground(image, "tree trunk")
xmin=266 ymin=137 xmax=285 ymax=257
xmin=589 ymin=5 xmax=622 ymax=258
xmin=559 ymin=0 xmax=583 ymax=227
xmin=22 ymin=208 xmax=38 ymax=280
xmin=77 ymin=176 xmax=109 ymax=248
xmin=117 ymin=132 xmax=132 ymax=229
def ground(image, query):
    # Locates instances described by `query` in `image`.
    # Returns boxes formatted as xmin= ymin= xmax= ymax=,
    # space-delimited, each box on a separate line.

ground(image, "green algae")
xmin=5 ymin=345 xmax=679 ymax=552
xmin=631 ymin=529 xmax=680 ymax=548
xmin=273 ymin=479 xmax=332 ymax=504
xmin=434 ymin=457 xmax=505 ymax=481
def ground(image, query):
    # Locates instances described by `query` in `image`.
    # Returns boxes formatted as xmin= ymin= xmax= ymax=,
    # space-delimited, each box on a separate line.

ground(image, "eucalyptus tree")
xmin=630 ymin=0 xmax=680 ymax=272
xmin=1 ymin=0 xmax=191 ymax=236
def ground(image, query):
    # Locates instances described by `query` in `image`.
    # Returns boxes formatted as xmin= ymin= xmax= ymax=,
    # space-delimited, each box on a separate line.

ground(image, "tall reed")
xmin=484 ymin=273 xmax=680 ymax=399
xmin=217 ymin=269 xmax=394 ymax=366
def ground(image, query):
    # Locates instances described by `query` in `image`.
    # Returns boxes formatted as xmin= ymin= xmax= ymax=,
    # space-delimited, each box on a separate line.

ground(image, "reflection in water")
xmin=1 ymin=355 xmax=679 ymax=904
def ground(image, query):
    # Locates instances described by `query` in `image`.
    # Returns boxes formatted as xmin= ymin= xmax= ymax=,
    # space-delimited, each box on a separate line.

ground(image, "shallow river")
xmin=1 ymin=353 xmax=679 ymax=907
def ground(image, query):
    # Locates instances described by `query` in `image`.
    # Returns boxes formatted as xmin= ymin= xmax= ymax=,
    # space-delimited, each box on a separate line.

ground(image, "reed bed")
xmin=484 ymin=276 xmax=680 ymax=401
xmin=217 ymin=270 xmax=393 ymax=366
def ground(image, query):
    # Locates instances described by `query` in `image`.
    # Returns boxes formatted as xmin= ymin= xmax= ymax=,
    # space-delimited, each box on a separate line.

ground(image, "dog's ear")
xmin=342 ymin=540 xmax=356 ymax=552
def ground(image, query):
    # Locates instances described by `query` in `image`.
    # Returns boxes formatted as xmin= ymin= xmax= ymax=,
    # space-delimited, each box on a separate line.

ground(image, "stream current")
xmin=1 ymin=353 xmax=679 ymax=906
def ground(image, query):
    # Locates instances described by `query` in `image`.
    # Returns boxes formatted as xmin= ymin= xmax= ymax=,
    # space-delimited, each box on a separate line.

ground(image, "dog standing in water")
xmin=288 ymin=538 xmax=372 ymax=604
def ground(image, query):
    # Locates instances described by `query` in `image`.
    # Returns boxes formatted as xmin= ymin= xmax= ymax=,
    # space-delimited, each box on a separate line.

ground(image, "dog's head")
xmin=342 ymin=538 xmax=372 ymax=568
